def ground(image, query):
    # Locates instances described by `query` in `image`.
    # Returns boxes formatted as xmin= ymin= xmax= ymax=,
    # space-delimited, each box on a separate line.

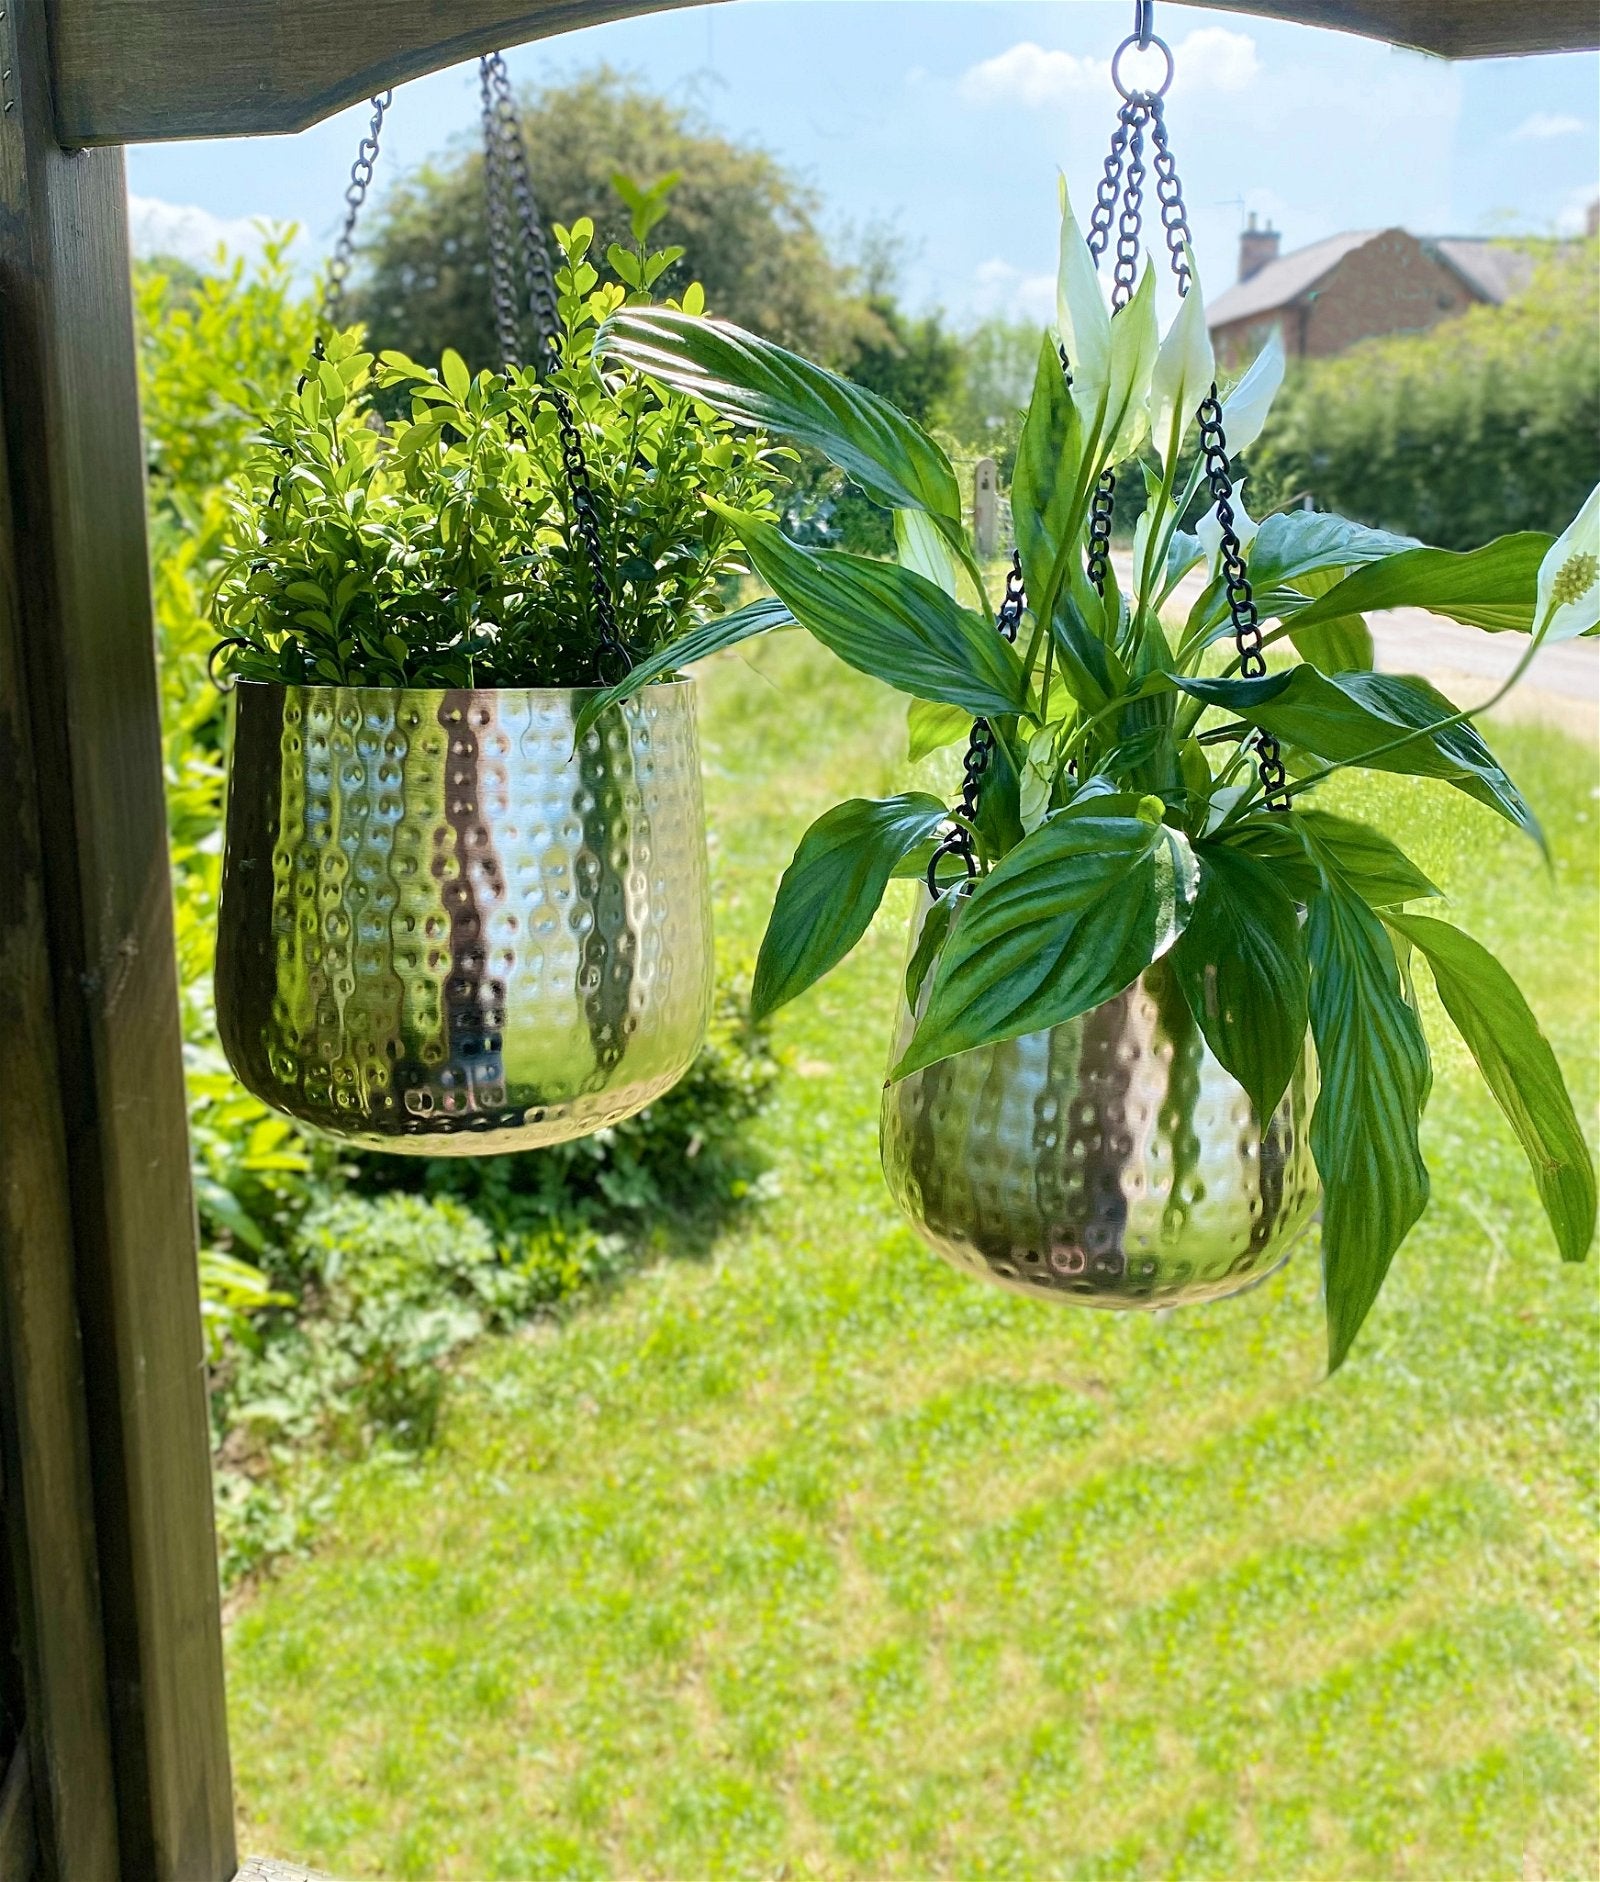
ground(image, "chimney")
xmin=1238 ymin=212 xmax=1281 ymax=283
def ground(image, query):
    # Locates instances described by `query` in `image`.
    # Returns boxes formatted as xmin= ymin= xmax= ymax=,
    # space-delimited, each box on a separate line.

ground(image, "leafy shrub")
xmin=215 ymin=197 xmax=788 ymax=690
xmin=137 ymin=238 xmax=782 ymax=1582
xmin=1248 ymin=241 xmax=1600 ymax=549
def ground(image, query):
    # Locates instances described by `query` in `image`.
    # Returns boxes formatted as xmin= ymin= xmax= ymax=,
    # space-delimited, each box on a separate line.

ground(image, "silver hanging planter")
xmin=216 ymin=680 xmax=713 ymax=1154
xmin=880 ymin=892 xmax=1319 ymax=1307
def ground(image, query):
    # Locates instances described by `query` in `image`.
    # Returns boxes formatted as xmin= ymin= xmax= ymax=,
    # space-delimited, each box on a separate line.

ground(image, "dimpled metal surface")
xmin=881 ymin=897 xmax=1319 ymax=1307
xmin=217 ymin=680 xmax=712 ymax=1153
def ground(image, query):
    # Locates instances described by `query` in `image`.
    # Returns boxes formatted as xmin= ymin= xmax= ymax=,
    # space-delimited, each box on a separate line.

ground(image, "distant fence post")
xmin=973 ymin=457 xmax=999 ymax=560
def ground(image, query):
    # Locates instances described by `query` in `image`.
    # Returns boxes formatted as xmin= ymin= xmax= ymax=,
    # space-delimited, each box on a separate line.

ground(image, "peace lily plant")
xmin=585 ymin=183 xmax=1596 ymax=1368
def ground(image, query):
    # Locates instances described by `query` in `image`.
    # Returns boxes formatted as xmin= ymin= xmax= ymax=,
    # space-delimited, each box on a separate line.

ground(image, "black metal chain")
xmin=319 ymin=90 xmax=391 ymax=336
xmin=1080 ymin=7 xmax=1287 ymax=809
xmin=484 ymin=52 xmax=562 ymax=359
xmin=927 ymin=554 xmax=1026 ymax=893
xmin=1196 ymin=395 xmax=1288 ymax=808
xmin=478 ymin=55 xmax=633 ymax=678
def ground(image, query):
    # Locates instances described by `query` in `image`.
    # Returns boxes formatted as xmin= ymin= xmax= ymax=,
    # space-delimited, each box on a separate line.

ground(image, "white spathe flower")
xmin=1056 ymin=175 xmax=1111 ymax=423
xmin=1535 ymin=482 xmax=1600 ymax=642
xmin=1148 ymin=250 xmax=1215 ymax=468
xmin=1219 ymin=329 xmax=1286 ymax=456
xmin=1107 ymin=261 xmax=1160 ymax=462
xmin=1197 ymin=480 xmax=1259 ymax=577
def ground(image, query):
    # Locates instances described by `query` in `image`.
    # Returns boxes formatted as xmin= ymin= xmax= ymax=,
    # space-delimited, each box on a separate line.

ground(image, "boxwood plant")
xmin=213 ymin=187 xmax=790 ymax=689
xmin=589 ymin=183 xmax=1598 ymax=1369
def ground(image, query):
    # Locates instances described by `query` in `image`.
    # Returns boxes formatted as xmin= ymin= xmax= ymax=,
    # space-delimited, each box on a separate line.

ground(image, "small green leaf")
xmin=752 ymin=794 xmax=949 ymax=1020
xmin=1172 ymin=844 xmax=1309 ymax=1121
xmin=1387 ymin=913 xmax=1595 ymax=1263
xmin=907 ymin=698 xmax=970 ymax=763
xmin=440 ymin=349 xmax=472 ymax=399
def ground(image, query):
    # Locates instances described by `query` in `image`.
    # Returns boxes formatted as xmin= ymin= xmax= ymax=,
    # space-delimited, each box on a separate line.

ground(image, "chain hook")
xmin=1135 ymin=0 xmax=1154 ymax=49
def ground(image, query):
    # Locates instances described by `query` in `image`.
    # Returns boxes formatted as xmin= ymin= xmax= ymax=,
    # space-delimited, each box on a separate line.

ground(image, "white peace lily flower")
xmin=1219 ymin=330 xmax=1286 ymax=456
xmin=1148 ymin=249 xmax=1214 ymax=469
xmin=1107 ymin=262 xmax=1160 ymax=463
xmin=1197 ymin=481 xmax=1259 ymax=577
xmin=1534 ymin=482 xmax=1600 ymax=642
xmin=1055 ymin=175 xmax=1111 ymax=425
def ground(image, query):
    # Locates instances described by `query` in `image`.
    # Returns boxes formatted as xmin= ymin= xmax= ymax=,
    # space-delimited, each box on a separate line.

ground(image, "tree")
xmin=353 ymin=67 xmax=872 ymax=371
xmin=1247 ymin=239 xmax=1600 ymax=549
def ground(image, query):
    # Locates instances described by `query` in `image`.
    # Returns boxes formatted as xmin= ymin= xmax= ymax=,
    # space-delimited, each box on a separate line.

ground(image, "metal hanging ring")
xmin=1110 ymin=32 xmax=1174 ymax=100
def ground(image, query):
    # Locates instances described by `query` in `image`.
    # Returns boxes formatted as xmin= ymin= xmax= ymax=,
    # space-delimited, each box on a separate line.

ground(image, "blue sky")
xmin=126 ymin=1 xmax=1599 ymax=325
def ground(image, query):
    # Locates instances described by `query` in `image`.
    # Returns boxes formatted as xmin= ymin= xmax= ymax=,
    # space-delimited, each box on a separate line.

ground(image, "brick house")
xmin=1207 ymin=216 xmax=1537 ymax=365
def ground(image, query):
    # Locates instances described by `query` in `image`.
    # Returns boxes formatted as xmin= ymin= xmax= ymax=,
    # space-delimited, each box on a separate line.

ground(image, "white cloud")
xmin=126 ymin=193 xmax=278 ymax=269
xmin=972 ymin=257 xmax=1055 ymax=322
xmin=1510 ymin=111 xmax=1588 ymax=142
xmin=960 ymin=29 xmax=1259 ymax=112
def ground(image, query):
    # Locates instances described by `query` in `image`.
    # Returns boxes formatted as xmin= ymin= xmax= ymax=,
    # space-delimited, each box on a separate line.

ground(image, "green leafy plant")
xmin=592 ymin=184 xmax=1598 ymax=1370
xmin=214 ymin=181 xmax=790 ymax=690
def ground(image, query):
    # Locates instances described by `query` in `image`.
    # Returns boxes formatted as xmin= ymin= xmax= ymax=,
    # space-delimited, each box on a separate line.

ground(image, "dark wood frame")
xmin=0 ymin=0 xmax=1590 ymax=1875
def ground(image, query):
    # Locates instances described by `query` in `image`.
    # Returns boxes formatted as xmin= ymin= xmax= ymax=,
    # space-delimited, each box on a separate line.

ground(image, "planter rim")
xmin=227 ymin=675 xmax=695 ymax=702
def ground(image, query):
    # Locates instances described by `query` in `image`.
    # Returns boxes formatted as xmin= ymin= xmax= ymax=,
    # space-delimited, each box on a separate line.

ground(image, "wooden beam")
xmin=0 ymin=2 xmax=235 ymax=1875
xmin=45 ymin=0 xmax=1600 ymax=146
xmin=0 ymin=350 xmax=121 ymax=1876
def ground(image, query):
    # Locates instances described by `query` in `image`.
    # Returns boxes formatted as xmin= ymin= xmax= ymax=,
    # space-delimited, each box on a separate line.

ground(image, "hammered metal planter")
xmin=881 ymin=895 xmax=1319 ymax=1307
xmin=216 ymin=680 xmax=713 ymax=1154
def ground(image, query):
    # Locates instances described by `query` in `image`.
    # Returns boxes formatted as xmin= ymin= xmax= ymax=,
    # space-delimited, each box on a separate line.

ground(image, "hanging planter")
xmin=588 ymin=1 xmax=1597 ymax=1366
xmin=209 ymin=66 xmax=790 ymax=1152
xmin=880 ymin=893 xmax=1318 ymax=1305
xmin=216 ymin=679 xmax=710 ymax=1151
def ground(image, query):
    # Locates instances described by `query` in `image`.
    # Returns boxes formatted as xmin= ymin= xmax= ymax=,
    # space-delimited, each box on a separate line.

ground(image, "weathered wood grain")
xmin=45 ymin=0 xmax=1600 ymax=146
xmin=0 ymin=1746 xmax=40 ymax=1879
xmin=0 ymin=138 xmax=123 ymax=1882
xmin=0 ymin=1 xmax=234 ymax=1874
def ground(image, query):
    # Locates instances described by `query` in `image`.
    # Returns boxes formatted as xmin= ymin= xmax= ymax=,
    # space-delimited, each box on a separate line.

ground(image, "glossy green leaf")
xmin=907 ymin=698 xmax=970 ymax=762
xmin=1172 ymin=844 xmax=1308 ymax=1121
xmin=726 ymin=513 xmax=1031 ymax=719
xmin=752 ymin=794 xmax=949 ymax=1021
xmin=572 ymin=595 xmax=792 ymax=746
xmin=1186 ymin=510 xmax=1417 ymax=647
xmin=597 ymin=309 xmax=961 ymax=522
xmin=1175 ymin=667 xmax=1541 ymax=844
xmin=894 ymin=508 xmax=959 ymax=596
xmin=1011 ymin=336 xmax=1086 ymax=612
xmin=892 ymin=815 xmax=1193 ymax=1079
xmin=1305 ymin=868 xmax=1432 ymax=1371
xmin=905 ymin=888 xmax=960 ymax=1011
xmin=1284 ymin=532 xmax=1553 ymax=636
xmin=1388 ymin=913 xmax=1595 ymax=1263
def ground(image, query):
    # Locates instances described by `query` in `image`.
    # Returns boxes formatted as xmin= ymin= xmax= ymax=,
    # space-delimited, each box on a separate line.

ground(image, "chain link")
xmin=927 ymin=555 xmax=1027 ymax=893
xmin=319 ymin=90 xmax=391 ymax=335
xmin=1196 ymin=392 xmax=1289 ymax=809
xmin=478 ymin=55 xmax=632 ymax=677
xmin=1147 ymin=97 xmax=1194 ymax=297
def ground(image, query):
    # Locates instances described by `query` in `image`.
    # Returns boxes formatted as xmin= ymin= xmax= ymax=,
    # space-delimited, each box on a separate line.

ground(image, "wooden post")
xmin=0 ymin=1 xmax=234 ymax=1875
xmin=973 ymin=457 xmax=999 ymax=561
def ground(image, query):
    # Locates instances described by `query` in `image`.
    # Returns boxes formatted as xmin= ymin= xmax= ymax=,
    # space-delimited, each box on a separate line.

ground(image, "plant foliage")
xmin=214 ymin=185 xmax=789 ymax=689
xmin=593 ymin=185 xmax=1597 ymax=1369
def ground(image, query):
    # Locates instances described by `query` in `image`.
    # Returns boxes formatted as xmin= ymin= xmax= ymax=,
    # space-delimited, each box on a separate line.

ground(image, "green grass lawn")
xmin=228 ymin=637 xmax=1599 ymax=1880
